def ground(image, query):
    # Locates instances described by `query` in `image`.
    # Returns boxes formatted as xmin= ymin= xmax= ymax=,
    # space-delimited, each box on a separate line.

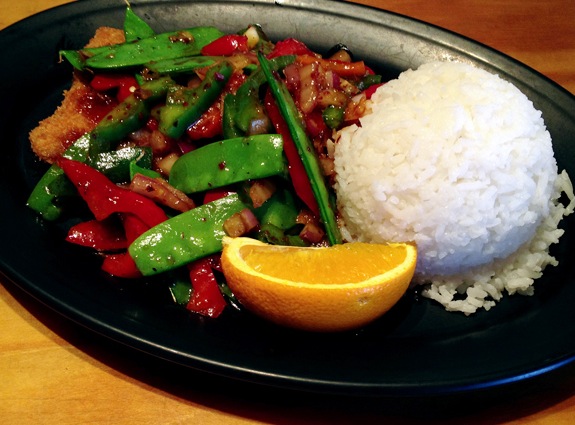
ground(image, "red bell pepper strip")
xmin=264 ymin=89 xmax=319 ymax=216
xmin=57 ymin=158 xmax=168 ymax=228
xmin=186 ymin=255 xmax=227 ymax=318
xmin=66 ymin=218 xmax=127 ymax=251
xmin=100 ymin=213 xmax=151 ymax=278
xmin=90 ymin=74 xmax=139 ymax=103
xmin=267 ymin=38 xmax=316 ymax=59
xmin=200 ymin=34 xmax=248 ymax=56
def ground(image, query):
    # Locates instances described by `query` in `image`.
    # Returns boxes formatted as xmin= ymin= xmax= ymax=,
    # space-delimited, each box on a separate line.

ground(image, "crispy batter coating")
xmin=29 ymin=27 xmax=126 ymax=163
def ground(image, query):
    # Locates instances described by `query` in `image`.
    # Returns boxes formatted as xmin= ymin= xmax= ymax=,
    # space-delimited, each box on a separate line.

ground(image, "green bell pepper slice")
xmin=169 ymin=134 xmax=287 ymax=194
xmin=129 ymin=193 xmax=248 ymax=275
xmin=254 ymin=188 xmax=298 ymax=230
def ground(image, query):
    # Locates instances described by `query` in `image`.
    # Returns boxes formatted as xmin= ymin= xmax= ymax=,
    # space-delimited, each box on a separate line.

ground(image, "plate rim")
xmin=2 ymin=0 xmax=575 ymax=397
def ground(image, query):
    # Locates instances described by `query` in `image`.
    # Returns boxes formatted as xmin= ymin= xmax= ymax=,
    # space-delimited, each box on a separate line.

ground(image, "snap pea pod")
xmin=169 ymin=134 xmax=286 ymax=194
xmin=123 ymin=7 xmax=155 ymax=42
xmin=258 ymin=52 xmax=342 ymax=245
xmin=159 ymin=61 xmax=232 ymax=139
xmin=27 ymin=77 xmax=172 ymax=220
xmin=222 ymin=94 xmax=241 ymax=139
xmin=77 ymin=26 xmax=224 ymax=70
xmin=129 ymin=193 xmax=249 ymax=275
xmin=59 ymin=7 xmax=156 ymax=71
xmin=145 ymin=56 xmax=218 ymax=75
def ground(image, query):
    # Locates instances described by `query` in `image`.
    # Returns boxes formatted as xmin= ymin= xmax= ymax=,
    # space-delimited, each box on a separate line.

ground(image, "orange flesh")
xmin=240 ymin=243 xmax=407 ymax=284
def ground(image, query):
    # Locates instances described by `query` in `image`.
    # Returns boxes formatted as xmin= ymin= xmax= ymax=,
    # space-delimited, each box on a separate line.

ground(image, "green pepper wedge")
xmin=258 ymin=52 xmax=342 ymax=245
xmin=169 ymin=134 xmax=287 ymax=194
xmin=254 ymin=188 xmax=299 ymax=230
xmin=129 ymin=193 xmax=249 ymax=275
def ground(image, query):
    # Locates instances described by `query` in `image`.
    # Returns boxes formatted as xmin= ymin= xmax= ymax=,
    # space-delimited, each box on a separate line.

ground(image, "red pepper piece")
xmin=264 ymin=89 xmax=320 ymax=216
xmin=186 ymin=101 xmax=222 ymax=140
xmin=267 ymin=38 xmax=316 ymax=59
xmin=304 ymin=109 xmax=329 ymax=140
xmin=66 ymin=218 xmax=127 ymax=251
xmin=186 ymin=255 xmax=227 ymax=318
xmin=200 ymin=34 xmax=248 ymax=56
xmin=364 ymin=82 xmax=385 ymax=99
xmin=121 ymin=213 xmax=151 ymax=244
xmin=203 ymin=187 xmax=236 ymax=204
xmin=186 ymin=71 xmax=247 ymax=141
xmin=100 ymin=213 xmax=151 ymax=278
xmin=101 ymin=252 xmax=142 ymax=279
xmin=57 ymin=158 xmax=168 ymax=228
xmin=90 ymin=74 xmax=139 ymax=103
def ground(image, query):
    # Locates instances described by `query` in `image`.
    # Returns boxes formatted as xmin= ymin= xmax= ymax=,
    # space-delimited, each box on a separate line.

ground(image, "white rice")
xmin=333 ymin=61 xmax=574 ymax=314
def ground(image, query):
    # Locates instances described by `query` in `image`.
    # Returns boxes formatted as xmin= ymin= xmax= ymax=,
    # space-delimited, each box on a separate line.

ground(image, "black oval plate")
xmin=1 ymin=0 xmax=575 ymax=397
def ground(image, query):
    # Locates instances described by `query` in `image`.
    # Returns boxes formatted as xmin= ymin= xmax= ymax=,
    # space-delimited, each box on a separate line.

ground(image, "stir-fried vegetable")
xmin=27 ymin=6 xmax=384 ymax=319
xmin=258 ymin=53 xmax=342 ymax=245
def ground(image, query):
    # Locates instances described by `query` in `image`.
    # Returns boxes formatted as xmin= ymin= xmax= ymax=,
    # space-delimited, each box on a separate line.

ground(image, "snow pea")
xmin=123 ymin=7 xmax=155 ymax=42
xmin=81 ymin=26 xmax=224 ymax=70
xmin=169 ymin=134 xmax=286 ymax=194
xmin=145 ymin=56 xmax=218 ymax=75
xmin=129 ymin=193 xmax=249 ymax=275
xmin=59 ymin=7 xmax=156 ymax=71
xmin=158 ymin=61 xmax=232 ymax=139
xmin=258 ymin=53 xmax=342 ymax=245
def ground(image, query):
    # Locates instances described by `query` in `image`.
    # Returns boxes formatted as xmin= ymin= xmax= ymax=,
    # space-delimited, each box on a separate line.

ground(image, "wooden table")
xmin=2 ymin=1 xmax=575 ymax=423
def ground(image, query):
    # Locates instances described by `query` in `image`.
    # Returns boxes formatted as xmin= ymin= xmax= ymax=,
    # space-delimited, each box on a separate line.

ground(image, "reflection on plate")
xmin=1 ymin=0 xmax=575 ymax=397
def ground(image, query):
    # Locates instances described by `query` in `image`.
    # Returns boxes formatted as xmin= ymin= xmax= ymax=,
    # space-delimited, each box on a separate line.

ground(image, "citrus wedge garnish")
xmin=221 ymin=237 xmax=417 ymax=332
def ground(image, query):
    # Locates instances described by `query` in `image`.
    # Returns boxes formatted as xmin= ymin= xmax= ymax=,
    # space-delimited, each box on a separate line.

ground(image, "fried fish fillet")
xmin=29 ymin=27 xmax=125 ymax=163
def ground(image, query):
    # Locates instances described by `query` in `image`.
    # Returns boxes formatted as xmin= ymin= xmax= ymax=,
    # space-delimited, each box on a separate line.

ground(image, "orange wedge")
xmin=220 ymin=237 xmax=417 ymax=332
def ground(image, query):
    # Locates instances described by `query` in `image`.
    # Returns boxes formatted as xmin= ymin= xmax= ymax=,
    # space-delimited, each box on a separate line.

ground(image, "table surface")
xmin=2 ymin=0 xmax=575 ymax=423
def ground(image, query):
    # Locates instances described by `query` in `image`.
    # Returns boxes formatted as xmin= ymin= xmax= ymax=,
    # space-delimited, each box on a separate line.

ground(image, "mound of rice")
xmin=333 ymin=61 xmax=574 ymax=314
